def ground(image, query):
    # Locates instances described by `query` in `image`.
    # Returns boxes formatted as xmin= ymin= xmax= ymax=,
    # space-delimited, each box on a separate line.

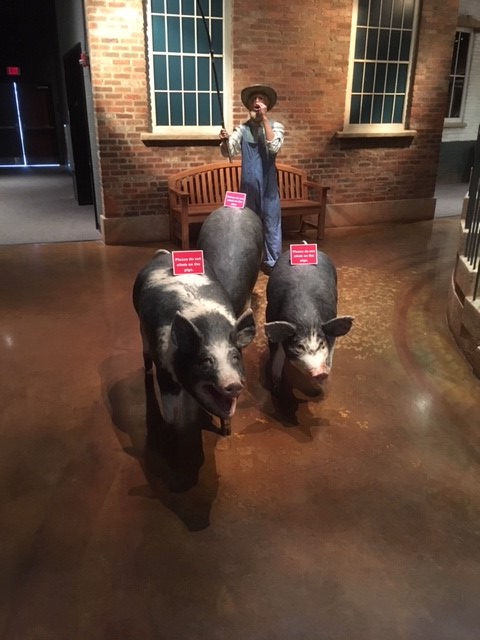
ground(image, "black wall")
xmin=437 ymin=140 xmax=475 ymax=184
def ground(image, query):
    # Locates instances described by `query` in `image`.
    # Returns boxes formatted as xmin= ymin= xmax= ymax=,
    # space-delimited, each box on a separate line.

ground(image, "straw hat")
xmin=241 ymin=84 xmax=277 ymax=110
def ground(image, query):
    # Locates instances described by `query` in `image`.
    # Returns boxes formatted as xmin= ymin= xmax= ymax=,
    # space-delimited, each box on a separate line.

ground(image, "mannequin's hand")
xmin=254 ymin=101 xmax=268 ymax=118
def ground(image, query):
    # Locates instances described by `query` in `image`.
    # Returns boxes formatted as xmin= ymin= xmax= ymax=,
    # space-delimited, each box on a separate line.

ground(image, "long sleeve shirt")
xmin=220 ymin=120 xmax=285 ymax=158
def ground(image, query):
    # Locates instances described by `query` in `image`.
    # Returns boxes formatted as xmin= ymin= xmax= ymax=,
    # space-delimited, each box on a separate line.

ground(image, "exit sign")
xmin=6 ymin=67 xmax=21 ymax=76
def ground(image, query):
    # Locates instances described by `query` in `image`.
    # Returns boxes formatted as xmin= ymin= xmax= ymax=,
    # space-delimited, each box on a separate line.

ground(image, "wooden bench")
xmin=168 ymin=160 xmax=330 ymax=250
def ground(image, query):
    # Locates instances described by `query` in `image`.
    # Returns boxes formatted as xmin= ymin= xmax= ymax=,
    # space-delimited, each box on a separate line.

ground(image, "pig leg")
xmin=140 ymin=326 xmax=153 ymax=372
xmin=267 ymin=341 xmax=286 ymax=396
xmin=266 ymin=342 xmax=299 ymax=424
xmin=276 ymin=366 xmax=300 ymax=425
xmin=220 ymin=418 xmax=231 ymax=436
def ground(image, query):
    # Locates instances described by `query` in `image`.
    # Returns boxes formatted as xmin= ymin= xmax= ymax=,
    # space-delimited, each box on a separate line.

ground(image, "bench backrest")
xmin=276 ymin=163 xmax=306 ymax=201
xmin=168 ymin=161 xmax=307 ymax=206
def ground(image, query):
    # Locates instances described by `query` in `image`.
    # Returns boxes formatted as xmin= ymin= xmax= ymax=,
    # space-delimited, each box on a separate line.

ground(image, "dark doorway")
xmin=0 ymin=82 xmax=22 ymax=164
xmin=63 ymin=43 xmax=94 ymax=206
xmin=0 ymin=81 xmax=59 ymax=165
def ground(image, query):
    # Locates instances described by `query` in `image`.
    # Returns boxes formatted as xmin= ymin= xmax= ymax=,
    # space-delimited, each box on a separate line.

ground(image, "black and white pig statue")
xmin=264 ymin=249 xmax=354 ymax=398
xmin=133 ymin=249 xmax=256 ymax=436
xmin=197 ymin=206 xmax=263 ymax=317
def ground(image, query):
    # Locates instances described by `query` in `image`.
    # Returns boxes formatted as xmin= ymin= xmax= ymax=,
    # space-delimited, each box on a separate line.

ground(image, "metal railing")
xmin=464 ymin=125 xmax=480 ymax=301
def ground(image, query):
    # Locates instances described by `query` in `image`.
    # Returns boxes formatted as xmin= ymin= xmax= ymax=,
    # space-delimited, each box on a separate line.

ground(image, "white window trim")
xmin=341 ymin=0 xmax=420 ymax=136
xmin=444 ymin=27 xmax=474 ymax=126
xmin=145 ymin=1 xmax=232 ymax=138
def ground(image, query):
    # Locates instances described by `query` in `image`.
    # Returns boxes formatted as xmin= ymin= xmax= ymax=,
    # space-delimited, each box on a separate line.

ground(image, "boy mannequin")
xmin=219 ymin=84 xmax=285 ymax=273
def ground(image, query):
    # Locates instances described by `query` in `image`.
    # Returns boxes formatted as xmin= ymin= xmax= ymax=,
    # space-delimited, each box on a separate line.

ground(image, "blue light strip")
xmin=13 ymin=82 xmax=27 ymax=166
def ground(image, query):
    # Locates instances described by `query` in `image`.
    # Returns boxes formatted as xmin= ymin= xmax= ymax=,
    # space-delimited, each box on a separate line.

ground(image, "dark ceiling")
xmin=0 ymin=0 xmax=58 ymax=77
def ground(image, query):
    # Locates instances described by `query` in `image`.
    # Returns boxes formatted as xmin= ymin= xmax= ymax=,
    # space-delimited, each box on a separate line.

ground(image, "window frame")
xmin=342 ymin=0 xmax=420 ymax=135
xmin=145 ymin=0 xmax=232 ymax=138
xmin=444 ymin=27 xmax=473 ymax=125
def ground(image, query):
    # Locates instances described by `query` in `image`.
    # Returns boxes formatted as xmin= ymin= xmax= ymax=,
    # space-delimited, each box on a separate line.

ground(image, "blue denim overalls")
xmin=240 ymin=121 xmax=282 ymax=267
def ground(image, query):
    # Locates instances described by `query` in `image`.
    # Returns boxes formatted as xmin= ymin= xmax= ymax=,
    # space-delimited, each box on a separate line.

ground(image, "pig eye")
xmin=199 ymin=355 xmax=214 ymax=369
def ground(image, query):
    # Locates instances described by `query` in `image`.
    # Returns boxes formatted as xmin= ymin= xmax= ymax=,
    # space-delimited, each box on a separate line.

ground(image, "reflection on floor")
xmin=1 ymin=219 xmax=480 ymax=640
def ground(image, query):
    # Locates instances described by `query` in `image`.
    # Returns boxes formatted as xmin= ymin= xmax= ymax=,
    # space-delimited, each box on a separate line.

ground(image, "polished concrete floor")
xmin=1 ymin=219 xmax=480 ymax=640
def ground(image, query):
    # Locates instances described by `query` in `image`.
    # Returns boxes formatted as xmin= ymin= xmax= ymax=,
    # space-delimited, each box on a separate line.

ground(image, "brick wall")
xmin=85 ymin=0 xmax=460 ymax=236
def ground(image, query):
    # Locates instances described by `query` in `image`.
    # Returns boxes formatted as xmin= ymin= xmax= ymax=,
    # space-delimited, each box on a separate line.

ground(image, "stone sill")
xmin=443 ymin=121 xmax=468 ymax=129
xmin=336 ymin=129 xmax=417 ymax=139
xmin=141 ymin=132 xmax=219 ymax=147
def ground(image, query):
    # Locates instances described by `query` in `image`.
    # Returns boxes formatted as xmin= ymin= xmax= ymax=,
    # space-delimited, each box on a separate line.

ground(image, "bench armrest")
xmin=304 ymin=179 xmax=330 ymax=193
xmin=168 ymin=185 xmax=190 ymax=209
xmin=169 ymin=185 xmax=189 ymax=197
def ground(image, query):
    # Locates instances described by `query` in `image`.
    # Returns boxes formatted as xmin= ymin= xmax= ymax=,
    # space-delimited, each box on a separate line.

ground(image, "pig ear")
xmin=171 ymin=312 xmax=202 ymax=353
xmin=322 ymin=316 xmax=354 ymax=337
xmin=233 ymin=309 xmax=256 ymax=348
xmin=264 ymin=321 xmax=297 ymax=343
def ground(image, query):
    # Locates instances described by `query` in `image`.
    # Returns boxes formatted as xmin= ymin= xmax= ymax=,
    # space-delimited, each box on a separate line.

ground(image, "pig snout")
xmin=201 ymin=378 xmax=244 ymax=418
xmin=308 ymin=365 xmax=330 ymax=381
xmin=223 ymin=380 xmax=244 ymax=396
xmin=291 ymin=350 xmax=331 ymax=382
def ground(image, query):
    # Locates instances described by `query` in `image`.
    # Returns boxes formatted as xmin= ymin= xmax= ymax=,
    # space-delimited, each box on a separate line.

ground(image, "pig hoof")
xmin=220 ymin=418 xmax=231 ymax=436
xmin=143 ymin=354 xmax=153 ymax=372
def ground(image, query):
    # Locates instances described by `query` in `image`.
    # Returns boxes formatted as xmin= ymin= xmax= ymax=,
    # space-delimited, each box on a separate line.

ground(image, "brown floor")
xmin=1 ymin=219 xmax=480 ymax=640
